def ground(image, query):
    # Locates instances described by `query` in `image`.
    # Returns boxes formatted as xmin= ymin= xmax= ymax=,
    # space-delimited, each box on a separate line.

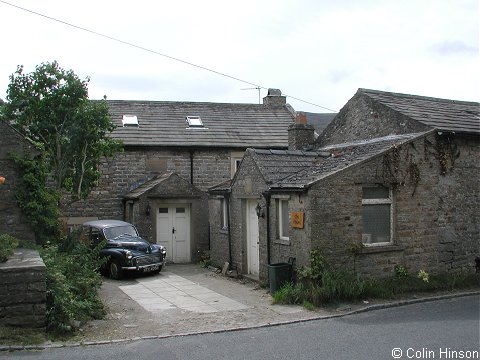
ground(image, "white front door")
xmin=246 ymin=200 xmax=260 ymax=277
xmin=156 ymin=205 xmax=190 ymax=263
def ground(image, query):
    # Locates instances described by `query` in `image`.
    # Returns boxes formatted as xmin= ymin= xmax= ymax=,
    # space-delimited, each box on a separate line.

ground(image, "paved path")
xmin=119 ymin=272 xmax=249 ymax=313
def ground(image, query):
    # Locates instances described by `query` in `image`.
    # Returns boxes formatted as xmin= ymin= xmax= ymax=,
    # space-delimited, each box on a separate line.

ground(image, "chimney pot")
xmin=263 ymin=88 xmax=286 ymax=107
xmin=295 ymin=112 xmax=307 ymax=125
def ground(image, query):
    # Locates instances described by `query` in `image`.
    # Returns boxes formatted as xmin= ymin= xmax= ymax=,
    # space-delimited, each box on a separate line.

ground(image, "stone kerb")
xmin=0 ymin=249 xmax=46 ymax=328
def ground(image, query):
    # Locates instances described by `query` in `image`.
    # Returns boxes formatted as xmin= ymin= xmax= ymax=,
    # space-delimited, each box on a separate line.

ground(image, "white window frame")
xmin=277 ymin=199 xmax=290 ymax=241
xmin=220 ymin=198 xmax=228 ymax=230
xmin=361 ymin=186 xmax=393 ymax=246
xmin=122 ymin=115 xmax=139 ymax=127
xmin=186 ymin=116 xmax=203 ymax=127
xmin=230 ymin=151 xmax=244 ymax=178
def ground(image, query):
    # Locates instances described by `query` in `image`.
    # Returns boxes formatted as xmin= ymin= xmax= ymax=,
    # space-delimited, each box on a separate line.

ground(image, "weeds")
xmin=0 ymin=234 xmax=20 ymax=262
xmin=198 ymin=250 xmax=212 ymax=268
xmin=273 ymin=248 xmax=480 ymax=308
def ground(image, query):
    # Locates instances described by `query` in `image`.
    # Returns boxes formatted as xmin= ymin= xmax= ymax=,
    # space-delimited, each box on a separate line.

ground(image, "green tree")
xmin=2 ymin=61 xmax=122 ymax=201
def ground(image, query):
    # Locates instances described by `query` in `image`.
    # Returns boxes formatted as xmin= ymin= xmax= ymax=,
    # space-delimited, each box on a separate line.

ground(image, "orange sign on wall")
xmin=291 ymin=212 xmax=304 ymax=229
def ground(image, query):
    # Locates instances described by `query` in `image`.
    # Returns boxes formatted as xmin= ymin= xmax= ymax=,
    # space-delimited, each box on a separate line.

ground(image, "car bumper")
xmin=122 ymin=261 xmax=164 ymax=272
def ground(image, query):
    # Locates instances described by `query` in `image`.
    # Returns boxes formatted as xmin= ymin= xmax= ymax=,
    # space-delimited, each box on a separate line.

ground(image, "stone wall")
xmin=269 ymin=193 xmax=312 ymax=269
xmin=221 ymin=132 xmax=479 ymax=281
xmin=208 ymin=195 xmax=230 ymax=267
xmin=0 ymin=249 xmax=46 ymax=328
xmin=65 ymin=147 xmax=237 ymax=222
xmin=305 ymin=133 xmax=479 ymax=277
xmin=316 ymin=92 xmax=430 ymax=147
xmin=0 ymin=121 xmax=36 ymax=242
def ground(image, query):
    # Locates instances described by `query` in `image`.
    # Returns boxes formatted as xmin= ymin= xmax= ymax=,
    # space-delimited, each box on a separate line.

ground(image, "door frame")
xmin=246 ymin=199 xmax=260 ymax=277
xmin=155 ymin=201 xmax=191 ymax=263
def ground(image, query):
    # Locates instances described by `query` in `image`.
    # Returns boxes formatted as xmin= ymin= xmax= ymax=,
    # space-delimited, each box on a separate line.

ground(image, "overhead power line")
xmin=0 ymin=0 xmax=337 ymax=112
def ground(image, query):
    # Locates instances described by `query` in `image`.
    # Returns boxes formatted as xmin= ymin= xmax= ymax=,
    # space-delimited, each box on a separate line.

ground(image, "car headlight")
xmin=125 ymin=250 xmax=133 ymax=260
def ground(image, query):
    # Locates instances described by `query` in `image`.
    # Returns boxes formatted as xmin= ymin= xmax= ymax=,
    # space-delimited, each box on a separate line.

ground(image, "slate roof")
xmin=124 ymin=172 xmax=176 ymax=200
xmin=207 ymin=179 xmax=233 ymax=194
xmin=106 ymin=100 xmax=294 ymax=148
xmin=248 ymin=132 xmax=427 ymax=191
xmin=249 ymin=149 xmax=322 ymax=184
xmin=360 ymin=89 xmax=480 ymax=135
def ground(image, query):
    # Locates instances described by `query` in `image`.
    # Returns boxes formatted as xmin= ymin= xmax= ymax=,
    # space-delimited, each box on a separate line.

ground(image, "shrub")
xmin=296 ymin=248 xmax=328 ymax=285
xmin=41 ymin=231 xmax=106 ymax=335
xmin=0 ymin=234 xmax=19 ymax=262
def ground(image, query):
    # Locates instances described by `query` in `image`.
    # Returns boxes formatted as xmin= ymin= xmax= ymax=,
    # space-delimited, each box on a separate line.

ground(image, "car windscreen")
xmin=103 ymin=225 xmax=139 ymax=240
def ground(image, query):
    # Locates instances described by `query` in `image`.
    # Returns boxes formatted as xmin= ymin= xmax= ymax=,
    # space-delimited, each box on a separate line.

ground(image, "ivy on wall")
xmin=11 ymin=153 xmax=61 ymax=245
xmin=382 ymin=133 xmax=459 ymax=196
xmin=424 ymin=133 xmax=460 ymax=175
xmin=382 ymin=143 xmax=421 ymax=195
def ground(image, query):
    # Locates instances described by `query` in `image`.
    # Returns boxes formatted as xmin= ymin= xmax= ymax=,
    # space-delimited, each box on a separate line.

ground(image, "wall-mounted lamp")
xmin=145 ymin=204 xmax=151 ymax=216
xmin=255 ymin=203 xmax=265 ymax=218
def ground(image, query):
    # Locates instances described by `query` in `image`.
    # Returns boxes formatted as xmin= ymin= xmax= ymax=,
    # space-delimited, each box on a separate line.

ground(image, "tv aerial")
xmin=241 ymin=87 xmax=261 ymax=104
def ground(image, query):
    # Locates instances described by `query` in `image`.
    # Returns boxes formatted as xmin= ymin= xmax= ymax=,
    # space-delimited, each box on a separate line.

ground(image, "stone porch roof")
xmin=124 ymin=172 xmax=176 ymax=200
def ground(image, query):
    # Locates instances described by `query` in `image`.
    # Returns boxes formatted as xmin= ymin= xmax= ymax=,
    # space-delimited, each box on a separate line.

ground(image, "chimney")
xmin=288 ymin=112 xmax=315 ymax=150
xmin=263 ymin=88 xmax=286 ymax=107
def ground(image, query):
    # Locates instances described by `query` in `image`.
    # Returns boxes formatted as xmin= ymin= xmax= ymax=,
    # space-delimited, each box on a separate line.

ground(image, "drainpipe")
xmin=121 ymin=198 xmax=127 ymax=221
xmin=262 ymin=190 xmax=271 ymax=265
xmin=189 ymin=150 xmax=194 ymax=184
xmin=226 ymin=192 xmax=233 ymax=265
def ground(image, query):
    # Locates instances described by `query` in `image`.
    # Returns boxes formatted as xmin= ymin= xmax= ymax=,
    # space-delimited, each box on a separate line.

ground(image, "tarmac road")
xmin=2 ymin=295 xmax=479 ymax=360
xmin=1 ymin=263 xmax=478 ymax=350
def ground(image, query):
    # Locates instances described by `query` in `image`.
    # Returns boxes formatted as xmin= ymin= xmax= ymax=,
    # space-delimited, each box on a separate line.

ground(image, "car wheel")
xmin=109 ymin=260 xmax=123 ymax=280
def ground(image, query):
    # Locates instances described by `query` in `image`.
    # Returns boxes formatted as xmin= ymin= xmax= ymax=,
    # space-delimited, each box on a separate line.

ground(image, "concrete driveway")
xmin=75 ymin=263 xmax=328 ymax=344
xmin=67 ymin=264 xmax=478 ymax=347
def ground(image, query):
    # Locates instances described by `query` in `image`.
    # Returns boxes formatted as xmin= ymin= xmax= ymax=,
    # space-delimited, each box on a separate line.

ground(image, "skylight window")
xmin=186 ymin=116 xmax=204 ymax=127
xmin=122 ymin=115 xmax=139 ymax=127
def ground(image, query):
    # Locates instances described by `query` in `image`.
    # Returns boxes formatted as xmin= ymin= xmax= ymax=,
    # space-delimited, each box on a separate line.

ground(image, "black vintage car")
xmin=82 ymin=220 xmax=167 ymax=279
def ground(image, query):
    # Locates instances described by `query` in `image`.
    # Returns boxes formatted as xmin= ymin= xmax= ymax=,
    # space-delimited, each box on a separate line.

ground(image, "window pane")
xmin=176 ymin=207 xmax=185 ymax=213
xmin=220 ymin=199 xmax=227 ymax=229
xmin=362 ymin=204 xmax=390 ymax=244
xmin=281 ymin=200 xmax=289 ymax=238
xmin=158 ymin=208 xmax=168 ymax=214
xmin=363 ymin=186 xmax=389 ymax=199
xmin=104 ymin=225 xmax=138 ymax=240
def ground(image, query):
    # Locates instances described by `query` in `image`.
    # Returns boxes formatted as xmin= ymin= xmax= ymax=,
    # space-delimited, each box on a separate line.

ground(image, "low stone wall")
xmin=0 ymin=249 xmax=46 ymax=328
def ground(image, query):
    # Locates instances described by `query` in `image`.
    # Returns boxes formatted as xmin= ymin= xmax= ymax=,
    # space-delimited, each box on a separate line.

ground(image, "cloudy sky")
xmin=0 ymin=0 xmax=478 ymax=112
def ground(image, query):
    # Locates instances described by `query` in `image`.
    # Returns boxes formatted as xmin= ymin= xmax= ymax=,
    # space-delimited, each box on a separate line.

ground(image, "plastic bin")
xmin=268 ymin=262 xmax=292 ymax=294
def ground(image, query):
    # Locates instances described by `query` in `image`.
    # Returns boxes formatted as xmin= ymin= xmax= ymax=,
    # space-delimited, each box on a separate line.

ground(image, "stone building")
xmin=63 ymin=90 xmax=295 ymax=262
xmin=208 ymin=89 xmax=479 ymax=280
xmin=0 ymin=120 xmax=38 ymax=241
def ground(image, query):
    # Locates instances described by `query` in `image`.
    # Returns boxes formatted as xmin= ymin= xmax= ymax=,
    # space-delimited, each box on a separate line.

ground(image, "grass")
xmin=272 ymin=271 xmax=480 ymax=308
xmin=0 ymin=326 xmax=47 ymax=347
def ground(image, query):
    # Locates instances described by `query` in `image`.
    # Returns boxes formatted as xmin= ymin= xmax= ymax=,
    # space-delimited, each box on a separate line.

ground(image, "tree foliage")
xmin=2 ymin=61 xmax=122 ymax=201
